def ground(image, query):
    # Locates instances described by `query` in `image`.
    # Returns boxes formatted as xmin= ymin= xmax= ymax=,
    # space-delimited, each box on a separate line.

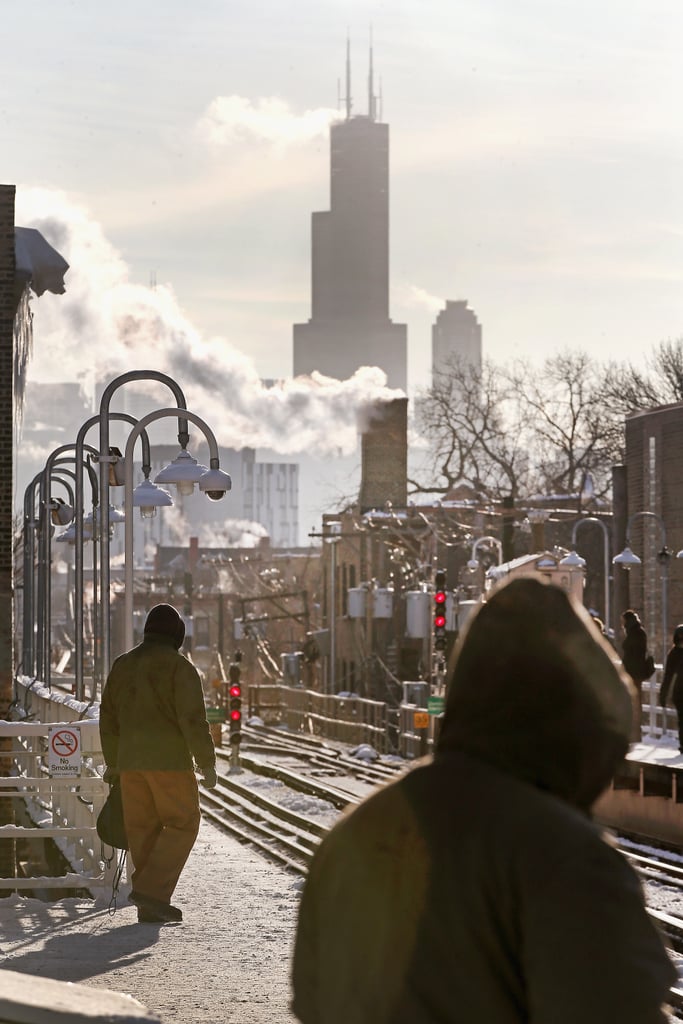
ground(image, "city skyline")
xmin=3 ymin=0 xmax=682 ymax=407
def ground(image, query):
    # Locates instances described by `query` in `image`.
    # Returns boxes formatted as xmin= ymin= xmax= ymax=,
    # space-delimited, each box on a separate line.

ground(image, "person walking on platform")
xmin=659 ymin=624 xmax=683 ymax=752
xmin=620 ymin=608 xmax=650 ymax=740
xmin=292 ymin=578 xmax=676 ymax=1024
xmin=100 ymin=603 xmax=217 ymax=924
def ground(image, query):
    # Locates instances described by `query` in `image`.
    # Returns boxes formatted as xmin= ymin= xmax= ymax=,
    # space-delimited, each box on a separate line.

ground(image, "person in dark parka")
xmin=659 ymin=624 xmax=683 ymax=752
xmin=291 ymin=578 xmax=676 ymax=1024
xmin=621 ymin=608 xmax=649 ymax=739
xmin=100 ymin=603 xmax=216 ymax=923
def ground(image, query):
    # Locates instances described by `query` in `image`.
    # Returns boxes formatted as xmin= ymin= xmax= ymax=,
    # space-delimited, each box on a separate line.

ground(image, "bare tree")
xmin=414 ymin=341 xmax=683 ymax=511
xmin=601 ymin=337 xmax=683 ymax=421
xmin=411 ymin=357 xmax=530 ymax=502
xmin=508 ymin=350 xmax=621 ymax=507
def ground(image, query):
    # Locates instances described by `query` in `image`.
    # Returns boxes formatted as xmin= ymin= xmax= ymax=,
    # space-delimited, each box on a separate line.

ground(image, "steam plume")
xmin=15 ymin=187 xmax=404 ymax=458
xmin=197 ymin=95 xmax=338 ymax=149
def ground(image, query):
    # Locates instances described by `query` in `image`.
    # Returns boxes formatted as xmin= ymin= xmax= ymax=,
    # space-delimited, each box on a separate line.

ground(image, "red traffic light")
xmin=434 ymin=613 xmax=446 ymax=629
xmin=230 ymin=708 xmax=242 ymax=722
xmin=434 ymin=591 xmax=446 ymax=605
xmin=229 ymin=683 xmax=242 ymax=698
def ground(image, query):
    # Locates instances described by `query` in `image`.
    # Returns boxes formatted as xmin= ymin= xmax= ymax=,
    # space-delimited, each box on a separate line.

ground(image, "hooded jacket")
xmin=622 ymin=611 xmax=649 ymax=685
xmin=291 ymin=578 xmax=676 ymax=1024
xmin=99 ymin=606 xmax=215 ymax=776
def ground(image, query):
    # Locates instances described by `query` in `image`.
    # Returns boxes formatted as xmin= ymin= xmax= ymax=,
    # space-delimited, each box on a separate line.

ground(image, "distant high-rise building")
xmin=432 ymin=300 xmax=482 ymax=382
xmin=293 ymin=44 xmax=407 ymax=391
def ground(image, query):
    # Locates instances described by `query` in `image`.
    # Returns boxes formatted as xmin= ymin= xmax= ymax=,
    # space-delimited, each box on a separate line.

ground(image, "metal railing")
xmin=0 ymin=676 xmax=120 ymax=897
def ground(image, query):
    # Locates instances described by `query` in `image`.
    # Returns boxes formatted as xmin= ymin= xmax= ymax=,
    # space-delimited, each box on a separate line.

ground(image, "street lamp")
xmin=96 ymin=371 xmax=191 ymax=679
xmin=21 ymin=464 xmax=79 ymax=680
xmin=466 ymin=536 xmax=503 ymax=572
xmin=36 ymin=444 xmax=102 ymax=689
xmin=560 ymin=516 xmax=612 ymax=633
xmin=122 ymin=407 xmax=231 ymax=652
xmin=612 ymin=511 xmax=682 ymax=668
xmin=74 ymin=410 xmax=161 ymax=698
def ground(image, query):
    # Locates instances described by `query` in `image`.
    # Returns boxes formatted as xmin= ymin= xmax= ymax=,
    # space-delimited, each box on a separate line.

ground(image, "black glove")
xmin=201 ymin=766 xmax=218 ymax=790
xmin=103 ymin=766 xmax=120 ymax=785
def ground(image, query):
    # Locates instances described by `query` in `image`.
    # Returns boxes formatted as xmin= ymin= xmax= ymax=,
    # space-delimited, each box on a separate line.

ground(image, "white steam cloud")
xmin=403 ymin=284 xmax=444 ymax=314
xmin=197 ymin=95 xmax=338 ymax=149
xmin=15 ymin=187 xmax=404 ymax=459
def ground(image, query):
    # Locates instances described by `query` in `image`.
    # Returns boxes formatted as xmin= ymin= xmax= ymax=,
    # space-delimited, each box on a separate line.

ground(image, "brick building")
xmin=621 ymin=403 xmax=683 ymax=662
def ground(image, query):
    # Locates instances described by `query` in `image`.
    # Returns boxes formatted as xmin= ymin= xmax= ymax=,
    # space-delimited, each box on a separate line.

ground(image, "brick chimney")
xmin=359 ymin=397 xmax=408 ymax=513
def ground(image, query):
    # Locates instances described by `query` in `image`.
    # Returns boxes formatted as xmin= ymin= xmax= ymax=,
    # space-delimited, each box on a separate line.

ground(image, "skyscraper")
xmin=431 ymin=300 xmax=482 ymax=382
xmin=293 ymin=46 xmax=407 ymax=391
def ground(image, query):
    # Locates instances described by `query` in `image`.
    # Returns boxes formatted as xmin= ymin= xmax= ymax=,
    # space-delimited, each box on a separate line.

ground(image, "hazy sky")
xmin=4 ymin=0 xmax=683 ymax=399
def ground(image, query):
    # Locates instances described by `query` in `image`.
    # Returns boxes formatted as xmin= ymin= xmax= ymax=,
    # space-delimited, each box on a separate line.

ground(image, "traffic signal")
xmin=228 ymin=661 xmax=242 ymax=745
xmin=434 ymin=569 xmax=447 ymax=652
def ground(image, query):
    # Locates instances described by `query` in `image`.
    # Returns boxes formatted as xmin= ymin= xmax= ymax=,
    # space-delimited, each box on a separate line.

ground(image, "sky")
xmin=3 ymin=0 xmax=682 ymax=412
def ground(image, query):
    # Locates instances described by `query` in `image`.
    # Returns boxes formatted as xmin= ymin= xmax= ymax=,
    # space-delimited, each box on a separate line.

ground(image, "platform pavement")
xmin=0 ymin=818 xmax=302 ymax=1024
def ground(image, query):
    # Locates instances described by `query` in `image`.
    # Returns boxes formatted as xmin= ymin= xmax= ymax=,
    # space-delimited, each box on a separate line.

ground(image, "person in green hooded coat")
xmin=292 ymin=577 xmax=676 ymax=1024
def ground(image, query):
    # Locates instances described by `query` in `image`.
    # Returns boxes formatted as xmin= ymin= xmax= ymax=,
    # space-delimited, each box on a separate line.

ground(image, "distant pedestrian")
xmin=621 ymin=609 xmax=650 ymax=740
xmin=100 ymin=603 xmax=217 ymax=924
xmin=291 ymin=578 xmax=676 ymax=1024
xmin=659 ymin=624 xmax=683 ymax=752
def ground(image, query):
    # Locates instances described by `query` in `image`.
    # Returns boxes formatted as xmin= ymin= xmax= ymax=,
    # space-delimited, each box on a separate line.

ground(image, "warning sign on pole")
xmin=48 ymin=726 xmax=82 ymax=777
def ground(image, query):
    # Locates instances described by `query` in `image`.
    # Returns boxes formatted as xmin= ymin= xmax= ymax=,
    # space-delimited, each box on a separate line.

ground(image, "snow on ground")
xmin=0 ymin=819 xmax=303 ymax=1024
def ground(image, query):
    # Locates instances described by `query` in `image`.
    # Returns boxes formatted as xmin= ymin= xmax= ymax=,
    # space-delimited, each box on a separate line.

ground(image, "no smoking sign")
xmin=48 ymin=726 xmax=82 ymax=777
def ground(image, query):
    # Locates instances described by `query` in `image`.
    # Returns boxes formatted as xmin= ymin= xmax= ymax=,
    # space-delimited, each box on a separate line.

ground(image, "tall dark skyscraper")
xmin=293 ymin=47 xmax=407 ymax=391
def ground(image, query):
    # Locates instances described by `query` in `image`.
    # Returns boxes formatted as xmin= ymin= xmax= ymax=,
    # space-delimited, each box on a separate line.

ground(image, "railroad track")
xmin=198 ymin=743 xmax=358 ymax=874
xmin=241 ymin=722 xmax=404 ymax=787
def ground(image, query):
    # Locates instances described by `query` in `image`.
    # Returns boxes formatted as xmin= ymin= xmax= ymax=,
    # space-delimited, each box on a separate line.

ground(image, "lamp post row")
xmin=23 ymin=370 xmax=231 ymax=700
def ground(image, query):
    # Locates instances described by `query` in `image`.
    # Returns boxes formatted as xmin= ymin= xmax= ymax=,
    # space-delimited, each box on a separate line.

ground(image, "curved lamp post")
xmin=37 ymin=444 xmax=101 ymax=689
xmin=466 ymin=535 xmax=503 ymax=572
xmin=122 ymin=407 xmax=231 ymax=653
xmin=22 ymin=465 xmax=77 ymax=679
xmin=75 ymin=407 xmax=168 ymax=696
xmin=559 ymin=516 xmax=611 ymax=633
xmin=97 ymin=371 xmax=190 ymax=681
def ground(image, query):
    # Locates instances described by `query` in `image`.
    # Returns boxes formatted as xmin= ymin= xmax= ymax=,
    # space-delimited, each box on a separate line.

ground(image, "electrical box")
xmin=373 ymin=588 xmax=393 ymax=619
xmin=455 ymin=599 xmax=480 ymax=632
xmin=281 ymin=652 xmax=304 ymax=686
xmin=402 ymin=681 xmax=429 ymax=707
xmin=405 ymin=591 xmax=430 ymax=638
xmin=347 ymin=588 xmax=366 ymax=618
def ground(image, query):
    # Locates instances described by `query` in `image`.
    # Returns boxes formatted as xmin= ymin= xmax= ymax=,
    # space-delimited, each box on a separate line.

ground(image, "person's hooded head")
xmin=143 ymin=603 xmax=185 ymax=650
xmin=622 ymin=609 xmax=641 ymax=632
xmin=436 ymin=577 xmax=634 ymax=813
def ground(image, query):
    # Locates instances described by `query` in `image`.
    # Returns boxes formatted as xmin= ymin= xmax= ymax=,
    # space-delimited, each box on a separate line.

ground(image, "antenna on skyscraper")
xmin=378 ymin=77 xmax=383 ymax=122
xmin=340 ymin=34 xmax=352 ymax=120
xmin=368 ymin=28 xmax=377 ymax=121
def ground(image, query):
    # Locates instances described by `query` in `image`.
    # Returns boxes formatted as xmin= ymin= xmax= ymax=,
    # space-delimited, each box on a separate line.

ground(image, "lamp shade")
xmin=55 ymin=520 xmax=94 ymax=544
xmin=154 ymin=449 xmax=208 ymax=496
xmin=559 ymin=550 xmax=586 ymax=568
xmin=613 ymin=545 xmax=642 ymax=567
xmin=132 ymin=478 xmax=173 ymax=518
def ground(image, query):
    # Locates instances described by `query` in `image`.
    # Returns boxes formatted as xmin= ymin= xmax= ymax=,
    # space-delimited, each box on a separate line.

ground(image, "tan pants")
xmin=120 ymin=770 xmax=200 ymax=904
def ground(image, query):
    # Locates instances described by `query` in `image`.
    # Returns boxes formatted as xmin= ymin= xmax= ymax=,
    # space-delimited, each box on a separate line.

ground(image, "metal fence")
xmin=0 ymin=676 xmax=120 ymax=897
